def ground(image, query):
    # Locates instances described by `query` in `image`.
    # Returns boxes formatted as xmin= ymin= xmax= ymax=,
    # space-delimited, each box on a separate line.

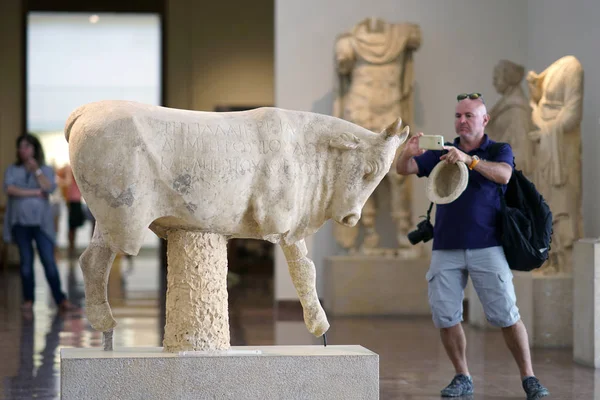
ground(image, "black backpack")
xmin=488 ymin=142 xmax=553 ymax=271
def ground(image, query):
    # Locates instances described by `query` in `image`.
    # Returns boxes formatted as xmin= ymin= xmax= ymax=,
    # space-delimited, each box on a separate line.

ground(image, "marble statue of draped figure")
xmin=526 ymin=55 xmax=584 ymax=274
xmin=332 ymin=17 xmax=421 ymax=252
xmin=487 ymin=60 xmax=534 ymax=177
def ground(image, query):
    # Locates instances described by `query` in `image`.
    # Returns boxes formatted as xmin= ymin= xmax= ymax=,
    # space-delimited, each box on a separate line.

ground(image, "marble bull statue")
xmin=65 ymin=100 xmax=409 ymax=338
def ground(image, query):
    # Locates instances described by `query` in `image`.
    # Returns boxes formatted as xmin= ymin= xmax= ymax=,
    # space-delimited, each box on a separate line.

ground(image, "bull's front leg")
xmin=280 ymin=239 xmax=330 ymax=337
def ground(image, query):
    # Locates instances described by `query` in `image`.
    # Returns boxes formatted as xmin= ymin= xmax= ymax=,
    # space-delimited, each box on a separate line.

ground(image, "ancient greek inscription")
xmin=156 ymin=118 xmax=322 ymax=179
xmin=160 ymin=155 xmax=320 ymax=178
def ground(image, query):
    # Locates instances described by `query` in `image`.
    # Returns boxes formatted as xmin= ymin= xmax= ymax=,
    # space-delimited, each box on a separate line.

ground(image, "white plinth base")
xmin=467 ymin=271 xmax=572 ymax=348
xmin=324 ymin=255 xmax=430 ymax=316
xmin=60 ymin=345 xmax=379 ymax=400
xmin=574 ymin=239 xmax=600 ymax=368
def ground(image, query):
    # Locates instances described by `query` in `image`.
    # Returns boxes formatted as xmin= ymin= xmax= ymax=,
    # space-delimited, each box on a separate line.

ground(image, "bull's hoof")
xmin=304 ymin=306 xmax=330 ymax=337
xmin=86 ymin=302 xmax=117 ymax=332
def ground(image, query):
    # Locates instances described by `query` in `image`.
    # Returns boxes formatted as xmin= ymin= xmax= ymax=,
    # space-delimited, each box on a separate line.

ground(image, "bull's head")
xmin=329 ymin=117 xmax=409 ymax=227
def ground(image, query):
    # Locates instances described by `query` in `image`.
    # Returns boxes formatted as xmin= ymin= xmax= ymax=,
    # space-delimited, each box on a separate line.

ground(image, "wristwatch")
xmin=35 ymin=168 xmax=43 ymax=176
xmin=468 ymin=155 xmax=480 ymax=170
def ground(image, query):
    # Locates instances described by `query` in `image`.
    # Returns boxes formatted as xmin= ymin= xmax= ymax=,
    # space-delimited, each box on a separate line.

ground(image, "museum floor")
xmin=0 ymin=253 xmax=599 ymax=399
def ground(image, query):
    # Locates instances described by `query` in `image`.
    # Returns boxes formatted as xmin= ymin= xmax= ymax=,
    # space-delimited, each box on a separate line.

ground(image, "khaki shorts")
xmin=426 ymin=246 xmax=520 ymax=329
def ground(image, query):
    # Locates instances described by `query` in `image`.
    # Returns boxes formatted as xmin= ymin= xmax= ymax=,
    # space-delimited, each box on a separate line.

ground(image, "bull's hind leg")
xmin=79 ymin=224 xmax=117 ymax=344
xmin=280 ymin=239 xmax=330 ymax=337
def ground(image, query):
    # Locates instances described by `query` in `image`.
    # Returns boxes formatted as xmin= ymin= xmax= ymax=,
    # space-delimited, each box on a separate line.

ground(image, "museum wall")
xmin=0 ymin=0 xmax=274 ymax=249
xmin=166 ymin=0 xmax=274 ymax=111
xmin=274 ymin=0 xmax=529 ymax=300
xmin=526 ymin=0 xmax=600 ymax=237
xmin=0 ymin=0 xmax=23 ymax=207
xmin=0 ymin=0 xmax=274 ymax=197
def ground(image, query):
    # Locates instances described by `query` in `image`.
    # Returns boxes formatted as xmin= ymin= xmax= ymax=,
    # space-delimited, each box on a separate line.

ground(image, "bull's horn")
xmin=382 ymin=118 xmax=409 ymax=146
xmin=382 ymin=117 xmax=402 ymax=139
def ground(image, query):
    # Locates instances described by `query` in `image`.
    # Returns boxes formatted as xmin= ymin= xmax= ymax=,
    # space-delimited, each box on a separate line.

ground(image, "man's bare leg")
xmin=501 ymin=319 xmax=534 ymax=378
xmin=441 ymin=323 xmax=470 ymax=376
xmin=439 ymin=323 xmax=474 ymax=397
xmin=502 ymin=319 xmax=550 ymax=398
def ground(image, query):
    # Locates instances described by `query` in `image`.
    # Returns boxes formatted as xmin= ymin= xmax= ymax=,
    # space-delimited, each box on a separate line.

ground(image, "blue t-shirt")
xmin=413 ymin=134 xmax=514 ymax=250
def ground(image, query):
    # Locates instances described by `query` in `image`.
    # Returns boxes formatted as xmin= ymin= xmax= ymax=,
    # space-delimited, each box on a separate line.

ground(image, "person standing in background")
xmin=57 ymin=164 xmax=84 ymax=259
xmin=3 ymin=134 xmax=75 ymax=311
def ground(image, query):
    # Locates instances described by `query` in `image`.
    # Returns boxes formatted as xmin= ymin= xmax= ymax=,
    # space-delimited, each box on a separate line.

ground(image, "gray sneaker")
xmin=441 ymin=374 xmax=474 ymax=397
xmin=522 ymin=376 xmax=550 ymax=399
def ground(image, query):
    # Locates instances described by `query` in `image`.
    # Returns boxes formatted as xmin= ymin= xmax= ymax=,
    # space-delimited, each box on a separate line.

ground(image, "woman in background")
xmin=3 ymin=134 xmax=74 ymax=311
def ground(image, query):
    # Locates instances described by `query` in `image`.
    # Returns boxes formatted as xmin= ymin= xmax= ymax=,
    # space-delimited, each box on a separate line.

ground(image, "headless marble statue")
xmin=487 ymin=60 xmax=534 ymax=177
xmin=333 ymin=17 xmax=421 ymax=253
xmin=526 ymin=55 xmax=584 ymax=274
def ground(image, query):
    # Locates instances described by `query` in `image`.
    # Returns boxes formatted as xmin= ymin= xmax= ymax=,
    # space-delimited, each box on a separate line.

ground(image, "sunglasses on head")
xmin=457 ymin=93 xmax=484 ymax=104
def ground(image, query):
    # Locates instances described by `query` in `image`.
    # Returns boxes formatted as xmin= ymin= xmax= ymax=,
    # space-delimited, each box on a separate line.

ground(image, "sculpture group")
xmin=487 ymin=55 xmax=584 ymax=274
xmin=65 ymin=100 xmax=409 ymax=346
xmin=331 ymin=17 xmax=584 ymax=274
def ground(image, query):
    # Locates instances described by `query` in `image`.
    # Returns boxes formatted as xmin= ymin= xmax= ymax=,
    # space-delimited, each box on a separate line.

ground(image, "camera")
xmin=407 ymin=218 xmax=434 ymax=245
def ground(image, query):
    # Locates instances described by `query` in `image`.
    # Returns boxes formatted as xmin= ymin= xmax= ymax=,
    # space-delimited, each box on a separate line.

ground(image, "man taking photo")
xmin=396 ymin=93 xmax=550 ymax=400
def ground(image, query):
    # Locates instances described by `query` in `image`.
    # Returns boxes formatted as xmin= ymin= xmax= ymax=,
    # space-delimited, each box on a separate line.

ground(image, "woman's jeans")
xmin=12 ymin=225 xmax=66 ymax=305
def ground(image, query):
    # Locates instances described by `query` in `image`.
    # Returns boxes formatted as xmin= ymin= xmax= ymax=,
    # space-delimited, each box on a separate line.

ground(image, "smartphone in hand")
xmin=418 ymin=135 xmax=444 ymax=150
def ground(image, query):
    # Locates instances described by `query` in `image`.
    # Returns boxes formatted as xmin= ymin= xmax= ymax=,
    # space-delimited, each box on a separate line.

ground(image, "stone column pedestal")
xmin=467 ymin=270 xmax=572 ymax=348
xmin=163 ymin=231 xmax=230 ymax=352
xmin=574 ymin=238 xmax=600 ymax=368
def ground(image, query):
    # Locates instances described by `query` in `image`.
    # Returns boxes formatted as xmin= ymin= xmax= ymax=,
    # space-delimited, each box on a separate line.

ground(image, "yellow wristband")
xmin=468 ymin=156 xmax=480 ymax=170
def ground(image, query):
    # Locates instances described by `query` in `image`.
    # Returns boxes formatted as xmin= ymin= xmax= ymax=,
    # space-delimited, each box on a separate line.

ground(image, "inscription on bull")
xmin=160 ymin=120 xmax=319 ymax=152
xmin=160 ymin=156 xmax=307 ymax=177
xmin=161 ymin=119 xmax=305 ymax=142
xmin=161 ymin=138 xmax=285 ymax=156
xmin=156 ymin=121 xmax=321 ymax=177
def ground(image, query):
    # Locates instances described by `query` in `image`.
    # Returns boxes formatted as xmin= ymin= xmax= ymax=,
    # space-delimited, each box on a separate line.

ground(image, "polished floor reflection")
xmin=1 ymin=253 xmax=599 ymax=399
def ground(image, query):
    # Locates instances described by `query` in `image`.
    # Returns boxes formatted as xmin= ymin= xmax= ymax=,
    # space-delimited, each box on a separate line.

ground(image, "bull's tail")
xmin=64 ymin=105 xmax=87 ymax=143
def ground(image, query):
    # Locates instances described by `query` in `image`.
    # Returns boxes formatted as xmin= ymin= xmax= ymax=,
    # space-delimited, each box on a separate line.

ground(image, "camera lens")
xmin=407 ymin=229 xmax=423 ymax=245
xmin=407 ymin=220 xmax=434 ymax=245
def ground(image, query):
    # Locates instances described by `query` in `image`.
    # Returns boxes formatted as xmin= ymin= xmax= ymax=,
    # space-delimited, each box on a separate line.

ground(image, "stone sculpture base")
xmin=573 ymin=239 xmax=600 ymax=368
xmin=467 ymin=271 xmax=573 ymax=348
xmin=60 ymin=345 xmax=379 ymax=400
xmin=163 ymin=231 xmax=229 ymax=352
xmin=323 ymin=255 xmax=431 ymax=316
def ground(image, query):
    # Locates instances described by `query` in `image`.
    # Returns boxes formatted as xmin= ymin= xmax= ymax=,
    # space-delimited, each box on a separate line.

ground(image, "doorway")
xmin=26 ymin=11 xmax=162 ymax=255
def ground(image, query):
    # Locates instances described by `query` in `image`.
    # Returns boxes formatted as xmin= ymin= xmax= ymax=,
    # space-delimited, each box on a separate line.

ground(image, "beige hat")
xmin=426 ymin=161 xmax=469 ymax=204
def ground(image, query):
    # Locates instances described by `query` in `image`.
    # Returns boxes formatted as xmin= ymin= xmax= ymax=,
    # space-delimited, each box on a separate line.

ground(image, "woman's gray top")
xmin=3 ymin=164 xmax=58 ymax=243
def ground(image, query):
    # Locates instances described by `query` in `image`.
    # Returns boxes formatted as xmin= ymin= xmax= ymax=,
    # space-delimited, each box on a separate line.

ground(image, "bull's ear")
xmin=329 ymin=132 xmax=361 ymax=151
